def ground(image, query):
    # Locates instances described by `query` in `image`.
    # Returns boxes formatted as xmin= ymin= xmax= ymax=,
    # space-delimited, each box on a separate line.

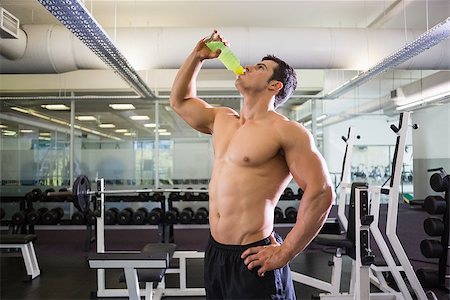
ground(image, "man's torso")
xmin=208 ymin=109 xmax=293 ymax=245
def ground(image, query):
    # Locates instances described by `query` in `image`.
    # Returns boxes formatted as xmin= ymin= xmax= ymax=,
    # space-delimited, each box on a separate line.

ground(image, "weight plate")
xmin=73 ymin=175 xmax=91 ymax=213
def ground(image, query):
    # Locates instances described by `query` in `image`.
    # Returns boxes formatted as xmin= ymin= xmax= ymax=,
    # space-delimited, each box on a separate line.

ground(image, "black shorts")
xmin=204 ymin=233 xmax=296 ymax=299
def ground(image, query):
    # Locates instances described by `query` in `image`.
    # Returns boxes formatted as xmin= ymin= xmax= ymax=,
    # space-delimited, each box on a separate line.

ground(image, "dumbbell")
xmin=180 ymin=208 xmax=194 ymax=224
xmin=199 ymin=188 xmax=209 ymax=201
xmin=168 ymin=191 xmax=181 ymax=202
xmin=27 ymin=207 xmax=49 ymax=225
xmin=420 ymin=239 xmax=443 ymax=258
xmin=285 ymin=207 xmax=297 ymax=223
xmin=416 ymin=268 xmax=440 ymax=288
xmin=105 ymin=208 xmax=119 ymax=225
xmin=430 ymin=172 xmax=449 ymax=192
xmin=297 ymin=188 xmax=304 ymax=200
xmin=423 ymin=218 xmax=444 ymax=236
xmin=25 ymin=188 xmax=42 ymax=202
xmin=194 ymin=207 xmax=209 ymax=224
xmin=42 ymin=207 xmax=64 ymax=225
xmin=282 ymin=187 xmax=295 ymax=200
xmin=11 ymin=210 xmax=28 ymax=225
xmin=148 ymin=208 xmax=163 ymax=225
xmin=85 ymin=210 xmax=97 ymax=225
xmin=274 ymin=207 xmax=284 ymax=223
xmin=118 ymin=208 xmax=134 ymax=225
xmin=164 ymin=207 xmax=179 ymax=225
xmin=132 ymin=208 xmax=148 ymax=225
xmin=71 ymin=211 xmax=86 ymax=225
xmin=152 ymin=192 xmax=165 ymax=202
xmin=423 ymin=195 xmax=446 ymax=215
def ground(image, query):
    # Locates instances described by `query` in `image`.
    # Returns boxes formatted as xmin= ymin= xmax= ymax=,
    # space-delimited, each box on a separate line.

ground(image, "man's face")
xmin=235 ymin=60 xmax=279 ymax=93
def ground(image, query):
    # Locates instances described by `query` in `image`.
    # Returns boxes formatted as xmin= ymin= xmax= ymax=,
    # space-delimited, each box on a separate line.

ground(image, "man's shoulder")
xmin=215 ymin=106 xmax=239 ymax=118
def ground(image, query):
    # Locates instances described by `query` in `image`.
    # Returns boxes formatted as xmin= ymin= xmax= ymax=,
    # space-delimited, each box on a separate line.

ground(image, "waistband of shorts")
xmin=209 ymin=234 xmax=272 ymax=252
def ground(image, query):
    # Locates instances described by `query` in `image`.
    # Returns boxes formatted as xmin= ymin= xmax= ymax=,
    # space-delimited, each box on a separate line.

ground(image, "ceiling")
xmin=0 ymin=0 xmax=449 ymax=141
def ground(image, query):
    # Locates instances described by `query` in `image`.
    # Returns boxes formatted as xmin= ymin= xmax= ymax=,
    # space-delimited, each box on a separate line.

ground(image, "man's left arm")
xmin=242 ymin=121 xmax=335 ymax=276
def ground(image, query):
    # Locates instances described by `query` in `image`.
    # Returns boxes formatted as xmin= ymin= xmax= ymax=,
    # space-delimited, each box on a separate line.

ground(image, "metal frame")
xmin=0 ymin=241 xmax=41 ymax=280
xmin=91 ymin=178 xmax=206 ymax=299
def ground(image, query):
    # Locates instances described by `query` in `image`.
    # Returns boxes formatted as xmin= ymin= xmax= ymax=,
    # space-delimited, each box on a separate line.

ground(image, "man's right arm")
xmin=169 ymin=36 xmax=220 ymax=134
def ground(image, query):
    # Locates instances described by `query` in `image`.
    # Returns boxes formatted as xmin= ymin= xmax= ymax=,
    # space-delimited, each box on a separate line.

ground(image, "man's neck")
xmin=239 ymin=95 xmax=275 ymax=122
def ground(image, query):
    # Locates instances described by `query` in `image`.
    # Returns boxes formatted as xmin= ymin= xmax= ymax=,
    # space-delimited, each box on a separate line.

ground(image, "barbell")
xmin=47 ymin=175 xmax=209 ymax=213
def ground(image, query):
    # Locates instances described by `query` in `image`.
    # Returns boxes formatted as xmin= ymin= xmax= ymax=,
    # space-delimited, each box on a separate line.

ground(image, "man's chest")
xmin=212 ymin=121 xmax=282 ymax=167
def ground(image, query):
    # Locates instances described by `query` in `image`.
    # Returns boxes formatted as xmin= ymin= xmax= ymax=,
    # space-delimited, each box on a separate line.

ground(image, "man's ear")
xmin=269 ymin=80 xmax=283 ymax=92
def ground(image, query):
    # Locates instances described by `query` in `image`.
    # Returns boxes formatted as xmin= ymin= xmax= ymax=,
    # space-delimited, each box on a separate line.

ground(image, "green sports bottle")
xmin=206 ymin=41 xmax=245 ymax=75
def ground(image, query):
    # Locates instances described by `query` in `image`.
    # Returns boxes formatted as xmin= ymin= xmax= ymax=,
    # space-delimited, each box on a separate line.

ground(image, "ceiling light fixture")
xmin=109 ymin=104 xmax=136 ymax=110
xmin=2 ymin=130 xmax=17 ymax=136
xmin=37 ymin=0 xmax=155 ymax=99
xmin=98 ymin=123 xmax=116 ymax=128
xmin=396 ymin=92 xmax=450 ymax=111
xmin=323 ymin=17 xmax=450 ymax=99
xmin=130 ymin=116 xmax=150 ymax=121
xmin=114 ymin=129 xmax=128 ymax=133
xmin=76 ymin=116 xmax=97 ymax=121
xmin=144 ymin=123 xmax=157 ymax=128
xmin=41 ymin=104 xmax=70 ymax=110
xmin=9 ymin=106 xmax=122 ymax=141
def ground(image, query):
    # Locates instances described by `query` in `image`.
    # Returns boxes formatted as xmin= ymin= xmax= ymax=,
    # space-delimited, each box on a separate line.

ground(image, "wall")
xmin=412 ymin=103 xmax=450 ymax=199
xmin=322 ymin=114 xmax=412 ymax=174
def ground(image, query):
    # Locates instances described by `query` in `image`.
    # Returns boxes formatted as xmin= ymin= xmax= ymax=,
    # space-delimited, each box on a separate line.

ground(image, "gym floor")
xmin=1 ymin=204 xmax=448 ymax=300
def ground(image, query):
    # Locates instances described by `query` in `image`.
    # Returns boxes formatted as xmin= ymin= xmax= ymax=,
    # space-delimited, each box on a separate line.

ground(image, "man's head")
xmin=262 ymin=55 xmax=297 ymax=108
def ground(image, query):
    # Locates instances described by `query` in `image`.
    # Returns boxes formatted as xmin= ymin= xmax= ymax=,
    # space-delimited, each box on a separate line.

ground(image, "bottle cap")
xmin=234 ymin=66 xmax=245 ymax=75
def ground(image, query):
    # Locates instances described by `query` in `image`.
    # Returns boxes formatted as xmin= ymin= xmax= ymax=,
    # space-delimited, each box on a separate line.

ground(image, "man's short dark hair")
xmin=262 ymin=55 xmax=297 ymax=108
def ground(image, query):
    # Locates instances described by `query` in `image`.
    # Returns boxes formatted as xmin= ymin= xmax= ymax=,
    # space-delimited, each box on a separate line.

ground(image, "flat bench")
xmin=0 ymin=234 xmax=41 ymax=280
xmin=89 ymin=243 xmax=176 ymax=300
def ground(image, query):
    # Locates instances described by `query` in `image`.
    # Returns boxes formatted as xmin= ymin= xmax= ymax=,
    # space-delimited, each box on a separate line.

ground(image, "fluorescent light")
xmin=130 ymin=116 xmax=150 ymax=120
xmin=98 ymin=124 xmax=116 ymax=128
xmin=40 ymin=132 xmax=51 ymax=136
xmin=76 ymin=116 xmax=97 ymax=121
xmin=124 ymin=132 xmax=136 ymax=136
xmin=29 ymin=111 xmax=51 ymax=120
xmin=11 ymin=107 xmax=29 ymax=114
xmin=20 ymin=129 xmax=34 ymax=133
xmin=109 ymin=104 xmax=135 ymax=110
xmin=159 ymin=132 xmax=172 ymax=136
xmin=303 ymin=120 xmax=312 ymax=126
xmin=2 ymin=130 xmax=16 ymax=136
xmin=0 ymin=124 xmax=7 ymax=128
xmin=144 ymin=123 xmax=157 ymax=128
xmin=41 ymin=104 xmax=70 ymax=110
xmin=316 ymin=114 xmax=327 ymax=121
xmin=115 ymin=129 xmax=128 ymax=133
xmin=396 ymin=92 xmax=450 ymax=111
xmin=154 ymin=129 xmax=167 ymax=133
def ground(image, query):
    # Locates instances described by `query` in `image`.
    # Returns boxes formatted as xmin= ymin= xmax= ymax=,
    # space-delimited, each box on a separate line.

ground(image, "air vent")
xmin=390 ymin=89 xmax=398 ymax=99
xmin=0 ymin=7 xmax=19 ymax=39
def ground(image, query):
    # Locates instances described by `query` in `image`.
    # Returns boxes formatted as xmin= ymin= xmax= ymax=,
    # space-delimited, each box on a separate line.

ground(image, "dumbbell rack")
xmin=417 ymin=168 xmax=450 ymax=292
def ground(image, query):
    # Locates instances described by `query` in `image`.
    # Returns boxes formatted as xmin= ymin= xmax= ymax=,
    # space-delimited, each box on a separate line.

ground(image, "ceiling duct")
xmin=36 ymin=0 xmax=155 ymax=99
xmin=322 ymin=17 xmax=450 ymax=100
xmin=0 ymin=7 xmax=19 ymax=38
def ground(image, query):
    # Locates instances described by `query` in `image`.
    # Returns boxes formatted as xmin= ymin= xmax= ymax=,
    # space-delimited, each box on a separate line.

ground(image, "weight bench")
xmin=0 ymin=234 xmax=41 ymax=280
xmin=89 ymin=243 xmax=176 ymax=300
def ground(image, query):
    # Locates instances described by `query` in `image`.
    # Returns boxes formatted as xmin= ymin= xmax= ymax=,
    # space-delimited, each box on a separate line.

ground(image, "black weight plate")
xmin=73 ymin=175 xmax=91 ymax=213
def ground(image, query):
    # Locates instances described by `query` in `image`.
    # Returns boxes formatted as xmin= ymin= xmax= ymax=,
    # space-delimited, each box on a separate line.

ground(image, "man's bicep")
xmin=283 ymin=128 xmax=330 ymax=190
xmin=172 ymin=97 xmax=216 ymax=134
